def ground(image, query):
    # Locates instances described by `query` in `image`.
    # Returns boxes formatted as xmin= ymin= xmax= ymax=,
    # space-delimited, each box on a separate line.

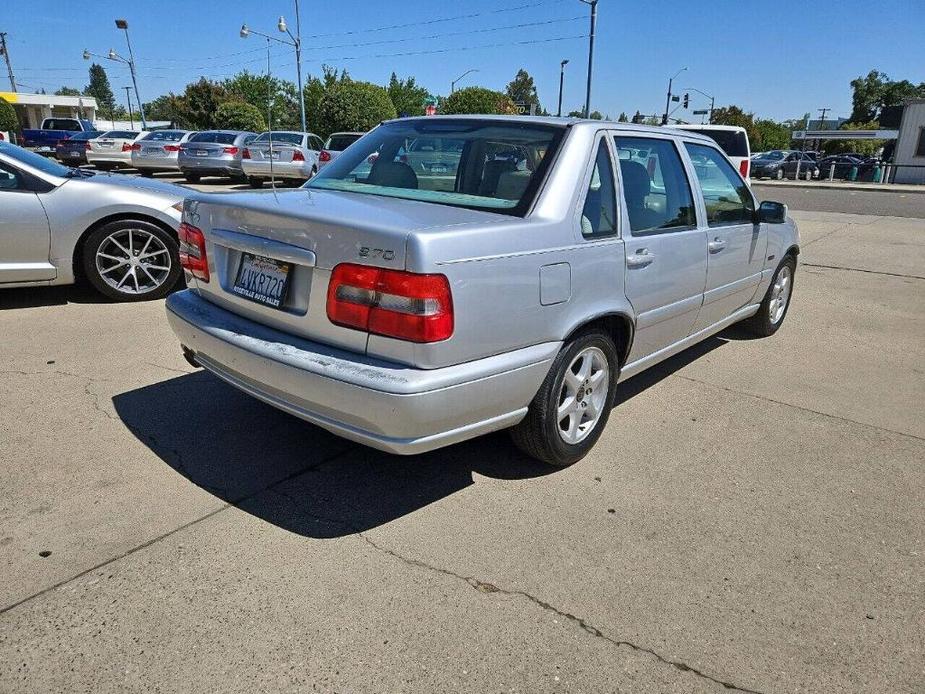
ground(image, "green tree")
xmin=443 ymin=86 xmax=517 ymax=115
xmin=222 ymin=71 xmax=299 ymax=130
xmin=618 ymin=112 xmax=628 ymax=123
xmin=317 ymin=80 xmax=396 ymax=138
xmin=84 ymin=63 xmax=116 ymax=118
xmin=54 ymin=86 xmax=82 ymax=96
xmin=504 ymin=69 xmax=541 ymax=113
xmin=567 ymin=109 xmax=583 ymax=117
xmin=752 ymin=118 xmax=792 ymax=151
xmin=0 ymin=97 xmax=19 ymax=133
xmin=387 ymin=72 xmax=429 ymax=117
xmin=177 ymin=78 xmax=227 ymax=130
xmin=822 ymin=121 xmax=884 ymax=156
xmin=144 ymin=94 xmax=184 ymax=123
xmin=589 ymin=110 xmax=604 ymax=120
xmin=849 ymin=70 xmax=925 ymax=123
xmin=214 ymin=101 xmax=266 ymax=132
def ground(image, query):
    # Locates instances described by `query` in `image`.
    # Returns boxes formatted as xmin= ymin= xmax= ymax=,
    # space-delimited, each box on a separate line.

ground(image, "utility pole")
xmin=662 ymin=67 xmax=687 ymax=125
xmin=578 ymin=0 xmax=597 ymax=118
xmin=817 ymin=107 xmax=829 ymax=129
xmin=0 ymin=32 xmax=16 ymax=91
xmin=557 ymin=59 xmax=569 ymax=117
xmin=123 ymin=86 xmax=134 ymax=129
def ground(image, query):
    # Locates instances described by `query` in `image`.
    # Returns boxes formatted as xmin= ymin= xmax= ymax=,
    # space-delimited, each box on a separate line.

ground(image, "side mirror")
xmin=757 ymin=200 xmax=787 ymax=224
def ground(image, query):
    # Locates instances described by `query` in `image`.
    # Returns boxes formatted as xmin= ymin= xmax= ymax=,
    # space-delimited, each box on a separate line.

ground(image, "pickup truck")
xmin=165 ymin=116 xmax=800 ymax=466
xmin=21 ymin=117 xmax=96 ymax=155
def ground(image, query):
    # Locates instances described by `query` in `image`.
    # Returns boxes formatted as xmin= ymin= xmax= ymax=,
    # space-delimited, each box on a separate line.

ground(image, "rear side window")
xmin=327 ymin=134 xmax=361 ymax=151
xmin=44 ymin=119 xmax=80 ymax=131
xmin=685 ymin=143 xmax=754 ymax=226
xmin=684 ymin=129 xmax=748 ymax=158
xmin=580 ymin=140 xmax=617 ymax=237
xmin=613 ymin=136 xmax=696 ymax=234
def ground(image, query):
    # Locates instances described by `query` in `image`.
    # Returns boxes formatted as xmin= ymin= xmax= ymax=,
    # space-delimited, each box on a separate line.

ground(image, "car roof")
xmin=381 ymin=115 xmax=717 ymax=143
xmin=673 ymin=124 xmax=748 ymax=134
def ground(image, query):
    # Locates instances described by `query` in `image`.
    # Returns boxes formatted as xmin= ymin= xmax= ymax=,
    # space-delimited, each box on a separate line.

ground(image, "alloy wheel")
xmin=557 ymin=346 xmax=609 ymax=445
xmin=768 ymin=265 xmax=792 ymax=324
xmin=95 ymin=228 xmax=172 ymax=295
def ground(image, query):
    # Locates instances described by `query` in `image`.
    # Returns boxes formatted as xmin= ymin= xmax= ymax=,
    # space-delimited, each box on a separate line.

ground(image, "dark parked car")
xmin=816 ymin=155 xmax=864 ymax=180
xmin=54 ymin=131 xmax=102 ymax=165
xmin=750 ymin=150 xmax=818 ymax=180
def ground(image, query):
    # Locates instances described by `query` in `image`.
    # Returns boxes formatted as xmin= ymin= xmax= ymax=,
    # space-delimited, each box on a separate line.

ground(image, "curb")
xmin=751 ymin=181 xmax=925 ymax=195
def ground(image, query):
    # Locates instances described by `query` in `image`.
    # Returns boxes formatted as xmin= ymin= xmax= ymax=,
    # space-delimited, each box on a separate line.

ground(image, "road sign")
xmin=513 ymin=101 xmax=536 ymax=116
xmin=691 ymin=109 xmax=709 ymax=115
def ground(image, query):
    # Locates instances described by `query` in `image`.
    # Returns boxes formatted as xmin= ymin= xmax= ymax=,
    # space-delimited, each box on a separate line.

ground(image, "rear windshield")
xmin=67 ymin=131 xmax=100 ymax=141
xmin=757 ymin=150 xmax=787 ymax=161
xmin=308 ymin=119 xmax=564 ymax=216
xmin=100 ymin=131 xmax=139 ymax=139
xmin=325 ymin=134 xmax=362 ymax=151
xmin=188 ymin=132 xmax=238 ymax=144
xmin=252 ymin=132 xmax=303 ymax=145
xmin=43 ymin=119 xmax=81 ymax=131
xmin=684 ymin=129 xmax=749 ymax=157
xmin=142 ymin=130 xmax=186 ymax=142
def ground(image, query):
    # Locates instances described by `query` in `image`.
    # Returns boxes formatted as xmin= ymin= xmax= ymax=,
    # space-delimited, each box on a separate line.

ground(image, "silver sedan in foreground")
xmin=166 ymin=116 xmax=800 ymax=465
xmin=0 ymin=141 xmax=187 ymax=301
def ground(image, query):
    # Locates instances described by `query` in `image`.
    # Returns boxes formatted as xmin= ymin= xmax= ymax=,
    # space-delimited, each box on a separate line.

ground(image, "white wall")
xmin=894 ymin=100 xmax=925 ymax=184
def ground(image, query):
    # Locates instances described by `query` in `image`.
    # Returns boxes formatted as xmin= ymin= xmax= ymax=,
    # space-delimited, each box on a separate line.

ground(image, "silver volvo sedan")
xmin=166 ymin=116 xmax=799 ymax=466
xmin=0 ymin=141 xmax=186 ymax=301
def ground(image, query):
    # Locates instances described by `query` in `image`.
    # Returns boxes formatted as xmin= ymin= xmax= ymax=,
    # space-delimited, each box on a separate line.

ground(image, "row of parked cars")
xmin=51 ymin=127 xmax=363 ymax=187
xmin=750 ymin=149 xmax=882 ymax=181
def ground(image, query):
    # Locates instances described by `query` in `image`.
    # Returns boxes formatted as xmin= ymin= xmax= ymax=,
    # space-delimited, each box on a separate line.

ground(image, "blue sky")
xmin=10 ymin=0 xmax=924 ymax=122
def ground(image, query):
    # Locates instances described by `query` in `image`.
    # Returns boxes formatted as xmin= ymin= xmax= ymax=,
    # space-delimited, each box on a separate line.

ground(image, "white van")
xmin=674 ymin=124 xmax=751 ymax=179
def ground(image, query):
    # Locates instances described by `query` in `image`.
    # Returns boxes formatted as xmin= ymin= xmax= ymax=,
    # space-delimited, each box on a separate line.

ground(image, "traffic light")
xmin=683 ymin=93 xmax=689 ymax=109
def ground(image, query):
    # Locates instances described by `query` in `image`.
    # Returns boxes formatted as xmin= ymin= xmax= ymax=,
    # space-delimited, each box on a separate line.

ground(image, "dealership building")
xmin=0 ymin=91 xmax=99 ymax=129
xmin=893 ymin=98 xmax=925 ymax=184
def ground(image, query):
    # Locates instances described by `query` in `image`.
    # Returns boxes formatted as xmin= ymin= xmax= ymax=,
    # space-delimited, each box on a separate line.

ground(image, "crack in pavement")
xmin=1 ymin=367 xmax=118 ymax=421
xmin=265 ymin=486 xmax=764 ymax=693
xmin=668 ymin=373 xmax=925 ymax=443
xmin=800 ymin=262 xmax=925 ymax=281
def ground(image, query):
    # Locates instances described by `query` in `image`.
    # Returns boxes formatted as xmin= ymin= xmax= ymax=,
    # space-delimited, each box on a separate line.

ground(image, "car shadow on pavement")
xmin=0 ymin=283 xmax=112 ymax=309
xmin=112 ymin=370 xmax=557 ymax=539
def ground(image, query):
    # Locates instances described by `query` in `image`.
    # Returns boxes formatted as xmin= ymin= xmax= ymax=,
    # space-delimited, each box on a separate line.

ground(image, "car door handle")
xmin=708 ymin=238 xmax=727 ymax=253
xmin=626 ymin=249 xmax=655 ymax=268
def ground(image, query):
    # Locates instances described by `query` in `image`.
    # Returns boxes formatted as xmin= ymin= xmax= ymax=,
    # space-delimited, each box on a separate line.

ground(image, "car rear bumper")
xmin=133 ymin=155 xmax=181 ymax=171
xmin=241 ymin=159 xmax=313 ymax=179
xmin=165 ymin=289 xmax=558 ymax=455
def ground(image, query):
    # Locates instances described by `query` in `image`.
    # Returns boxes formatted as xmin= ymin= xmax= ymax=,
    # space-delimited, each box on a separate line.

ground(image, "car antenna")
xmin=264 ymin=37 xmax=278 ymax=201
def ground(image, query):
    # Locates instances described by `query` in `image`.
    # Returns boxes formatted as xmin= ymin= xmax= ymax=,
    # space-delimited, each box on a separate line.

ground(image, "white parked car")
xmin=86 ymin=130 xmax=146 ymax=171
xmin=317 ymin=131 xmax=364 ymax=170
xmin=131 ymin=130 xmax=194 ymax=176
xmin=241 ymin=131 xmax=324 ymax=188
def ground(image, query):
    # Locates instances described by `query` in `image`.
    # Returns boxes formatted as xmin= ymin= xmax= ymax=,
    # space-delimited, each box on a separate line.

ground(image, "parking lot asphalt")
xmin=1 ymin=190 xmax=923 ymax=692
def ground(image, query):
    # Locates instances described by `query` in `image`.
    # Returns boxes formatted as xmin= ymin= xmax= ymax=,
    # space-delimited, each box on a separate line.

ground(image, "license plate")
xmin=145 ymin=148 xmax=160 ymax=155
xmin=37 ymin=146 xmax=53 ymax=152
xmin=196 ymin=149 xmax=209 ymax=156
xmin=232 ymin=253 xmax=291 ymax=308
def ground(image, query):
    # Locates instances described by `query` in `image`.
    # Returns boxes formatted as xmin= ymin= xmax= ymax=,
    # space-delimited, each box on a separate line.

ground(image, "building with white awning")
xmin=0 ymin=91 xmax=98 ymax=129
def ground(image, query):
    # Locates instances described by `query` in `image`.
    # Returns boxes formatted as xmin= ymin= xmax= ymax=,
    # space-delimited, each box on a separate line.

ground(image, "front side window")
xmin=685 ymin=142 xmax=755 ymax=226
xmin=613 ymin=136 xmax=696 ymax=234
xmin=580 ymin=140 xmax=617 ymax=237
xmin=308 ymin=119 xmax=565 ymax=216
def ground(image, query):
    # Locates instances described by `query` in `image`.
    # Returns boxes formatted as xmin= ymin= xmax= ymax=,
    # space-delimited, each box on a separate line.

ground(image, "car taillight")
xmin=223 ymin=146 xmax=239 ymax=155
xmin=85 ymin=142 xmax=92 ymax=151
xmin=242 ymin=147 xmax=250 ymax=159
xmin=164 ymin=144 xmax=180 ymax=152
xmin=122 ymin=143 xmax=135 ymax=152
xmin=319 ymin=150 xmax=331 ymax=162
xmin=327 ymin=263 xmax=453 ymax=343
xmin=178 ymin=222 xmax=210 ymax=282
xmin=292 ymin=149 xmax=305 ymax=162
xmin=739 ymin=159 xmax=750 ymax=178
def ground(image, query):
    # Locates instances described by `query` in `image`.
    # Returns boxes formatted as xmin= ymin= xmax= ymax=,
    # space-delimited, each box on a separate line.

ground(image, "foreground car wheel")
xmin=743 ymin=256 xmax=796 ymax=337
xmin=82 ymin=220 xmax=181 ymax=302
xmin=510 ymin=329 xmax=619 ymax=466
xmin=248 ymin=177 xmax=265 ymax=189
xmin=184 ymin=173 xmax=200 ymax=183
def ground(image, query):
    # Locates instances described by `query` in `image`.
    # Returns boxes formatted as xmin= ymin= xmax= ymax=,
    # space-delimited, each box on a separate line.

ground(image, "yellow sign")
xmin=0 ymin=92 xmax=19 ymax=103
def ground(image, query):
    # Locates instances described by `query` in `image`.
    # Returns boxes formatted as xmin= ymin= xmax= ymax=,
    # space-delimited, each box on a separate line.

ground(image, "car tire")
xmin=184 ymin=173 xmax=200 ymax=183
xmin=140 ymin=170 xmax=153 ymax=178
xmin=81 ymin=219 xmax=182 ymax=302
xmin=248 ymin=177 xmax=265 ymax=189
xmin=742 ymin=255 xmax=796 ymax=337
xmin=775 ymin=167 xmax=784 ymax=180
xmin=510 ymin=329 xmax=619 ymax=467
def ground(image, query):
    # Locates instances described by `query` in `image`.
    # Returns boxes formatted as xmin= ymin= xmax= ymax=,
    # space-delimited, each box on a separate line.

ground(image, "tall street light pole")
xmin=0 ymin=32 xmax=17 ymax=91
xmin=240 ymin=1 xmax=306 ymax=132
xmin=662 ymin=66 xmax=687 ymax=125
xmin=557 ymin=59 xmax=569 ymax=117
xmin=578 ymin=0 xmax=597 ymax=118
xmin=451 ymin=69 xmax=478 ymax=94
xmin=123 ymin=86 xmax=134 ymax=129
xmin=115 ymin=19 xmax=146 ymax=129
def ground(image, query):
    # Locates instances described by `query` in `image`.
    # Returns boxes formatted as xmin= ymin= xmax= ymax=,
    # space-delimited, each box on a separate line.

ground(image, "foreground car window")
xmin=308 ymin=120 xmax=565 ymax=216
xmin=0 ymin=142 xmax=70 ymax=177
xmin=685 ymin=143 xmax=754 ymax=226
xmin=613 ymin=136 xmax=696 ymax=234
